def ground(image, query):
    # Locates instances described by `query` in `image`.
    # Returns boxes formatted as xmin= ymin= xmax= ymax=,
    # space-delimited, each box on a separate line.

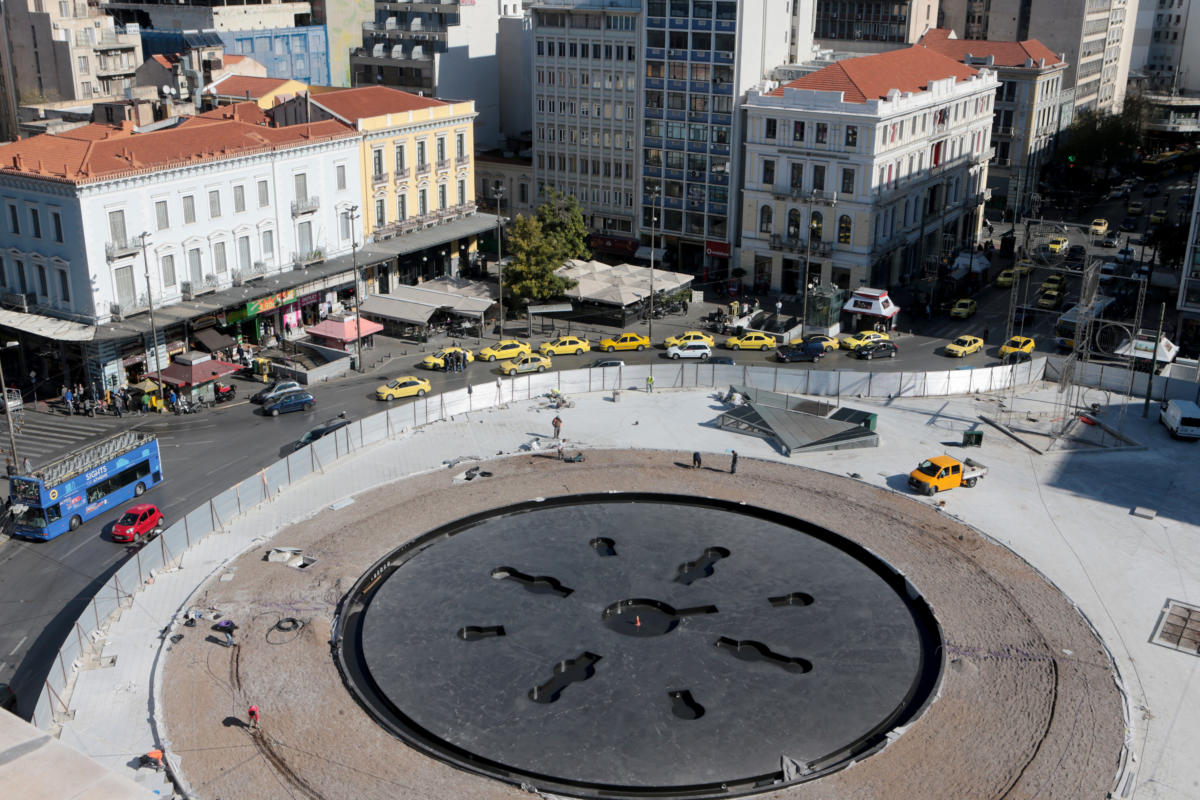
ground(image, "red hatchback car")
xmin=112 ymin=503 xmax=165 ymax=543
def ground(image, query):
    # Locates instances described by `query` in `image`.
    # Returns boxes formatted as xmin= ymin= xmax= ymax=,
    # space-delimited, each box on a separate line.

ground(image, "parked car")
xmin=296 ymin=416 xmax=353 ymax=449
xmin=420 ymin=346 xmax=474 ymax=370
xmin=1116 ymin=246 xmax=1136 ymax=265
xmin=538 ymin=336 xmax=592 ymax=356
xmin=1065 ymin=244 xmax=1087 ymax=264
xmin=995 ymin=269 xmax=1016 ymax=288
xmin=663 ymin=330 xmax=715 ymax=349
xmin=111 ymin=503 xmax=165 ymax=543
xmin=1032 ymin=243 xmax=1057 ymax=264
xmin=478 ymin=339 xmax=532 ymax=362
xmin=908 ymin=456 xmax=987 ymax=495
xmin=853 ymin=340 xmax=899 ymax=360
xmin=263 ymin=391 xmax=315 ymax=416
xmin=775 ymin=341 xmax=825 ymax=363
xmin=1047 ymin=236 xmax=1069 ymax=253
xmin=500 ymin=353 xmax=552 ymax=375
xmin=1040 ymin=274 xmax=1068 ymax=293
xmin=666 ymin=342 xmax=712 ymax=360
xmin=1149 ymin=209 xmax=1168 ymax=225
xmin=1143 ymin=182 xmax=1160 ymax=197
xmin=708 ymin=356 xmax=736 ymax=365
xmin=944 ymin=335 xmax=984 ymax=358
xmin=840 ymin=330 xmax=891 ymax=352
xmin=796 ymin=333 xmax=839 ymax=351
xmin=1036 ymin=290 xmax=1065 ymax=310
xmin=723 ymin=331 xmax=776 ymax=351
xmin=251 ymin=380 xmax=302 ymax=404
xmin=1089 ymin=218 xmax=1109 ymax=236
xmin=597 ymin=332 xmax=650 ymax=352
xmin=1127 ymin=200 xmax=1144 ymax=215
xmin=1101 ymin=231 xmax=1120 ymax=248
xmin=1098 ymin=261 xmax=1119 ymax=285
xmin=587 ymin=359 xmax=625 ymax=369
xmin=376 ymin=376 xmax=430 ymax=401
xmin=1119 ymin=216 xmax=1138 ymax=232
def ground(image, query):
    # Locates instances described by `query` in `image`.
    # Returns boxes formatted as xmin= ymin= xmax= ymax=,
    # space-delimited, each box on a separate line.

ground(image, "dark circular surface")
xmin=337 ymin=494 xmax=942 ymax=798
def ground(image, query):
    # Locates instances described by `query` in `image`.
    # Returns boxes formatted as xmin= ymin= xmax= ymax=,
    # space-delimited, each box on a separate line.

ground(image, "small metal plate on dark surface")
xmin=336 ymin=494 xmax=942 ymax=798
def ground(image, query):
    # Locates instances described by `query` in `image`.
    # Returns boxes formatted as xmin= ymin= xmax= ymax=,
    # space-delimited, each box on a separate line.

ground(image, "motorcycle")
xmin=214 ymin=383 xmax=237 ymax=403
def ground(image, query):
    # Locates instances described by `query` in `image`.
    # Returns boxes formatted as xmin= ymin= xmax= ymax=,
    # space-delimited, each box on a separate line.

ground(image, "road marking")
xmin=8 ymin=635 xmax=26 ymax=656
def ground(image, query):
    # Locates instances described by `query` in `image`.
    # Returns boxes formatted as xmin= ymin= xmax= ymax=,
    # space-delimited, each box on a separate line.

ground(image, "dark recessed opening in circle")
xmin=335 ymin=492 xmax=944 ymax=800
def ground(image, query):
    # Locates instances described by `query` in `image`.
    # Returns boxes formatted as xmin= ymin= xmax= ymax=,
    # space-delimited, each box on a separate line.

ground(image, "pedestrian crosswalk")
xmin=0 ymin=410 xmax=132 ymax=470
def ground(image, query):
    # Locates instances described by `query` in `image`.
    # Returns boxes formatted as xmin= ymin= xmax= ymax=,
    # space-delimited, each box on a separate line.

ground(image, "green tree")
xmin=1061 ymin=97 xmax=1146 ymax=176
xmin=1147 ymin=223 xmax=1186 ymax=268
xmin=535 ymin=188 xmax=591 ymax=264
xmin=503 ymin=214 xmax=578 ymax=303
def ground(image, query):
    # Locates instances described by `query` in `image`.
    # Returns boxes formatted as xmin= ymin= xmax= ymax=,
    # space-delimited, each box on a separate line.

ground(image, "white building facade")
xmin=738 ymin=47 xmax=999 ymax=297
xmin=0 ymin=116 xmax=363 ymax=385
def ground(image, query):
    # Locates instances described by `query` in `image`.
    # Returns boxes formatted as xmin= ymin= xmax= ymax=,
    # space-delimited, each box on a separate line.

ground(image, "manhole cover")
xmin=336 ymin=494 xmax=943 ymax=798
xmin=1153 ymin=599 xmax=1200 ymax=654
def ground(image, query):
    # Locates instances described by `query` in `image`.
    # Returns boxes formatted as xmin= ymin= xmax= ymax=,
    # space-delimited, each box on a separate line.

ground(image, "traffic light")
xmin=1067 ymin=155 xmax=1076 ymax=168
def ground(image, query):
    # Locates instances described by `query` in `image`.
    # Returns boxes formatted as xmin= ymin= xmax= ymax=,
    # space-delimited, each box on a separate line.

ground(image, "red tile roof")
xmin=918 ymin=28 xmax=1063 ymax=68
xmin=150 ymin=54 xmax=176 ymax=69
xmin=194 ymin=101 xmax=270 ymax=125
xmin=223 ymin=54 xmax=247 ymax=65
xmin=0 ymin=116 xmax=357 ymax=184
xmin=204 ymin=74 xmax=294 ymax=100
xmin=160 ymin=358 xmax=239 ymax=387
xmin=312 ymin=85 xmax=447 ymax=122
xmin=770 ymin=46 xmax=980 ymax=104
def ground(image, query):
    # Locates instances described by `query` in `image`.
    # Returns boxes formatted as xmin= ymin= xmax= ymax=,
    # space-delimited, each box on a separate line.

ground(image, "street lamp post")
xmin=648 ymin=185 xmax=661 ymax=341
xmin=494 ymin=181 xmax=505 ymax=339
xmin=347 ymin=205 xmax=363 ymax=372
xmin=136 ymin=232 xmax=165 ymax=407
xmin=801 ymin=217 xmax=819 ymax=339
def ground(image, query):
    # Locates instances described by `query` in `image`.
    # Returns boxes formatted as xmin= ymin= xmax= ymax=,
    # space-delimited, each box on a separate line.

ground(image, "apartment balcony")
xmin=105 ymin=239 xmax=139 ymax=262
xmin=456 ymin=153 xmax=470 ymax=166
xmin=96 ymin=60 xmax=137 ymax=77
xmin=713 ymin=51 xmax=734 ymax=65
xmin=973 ymin=188 xmax=993 ymax=206
xmin=372 ymin=170 xmax=390 ymax=185
xmin=291 ymin=196 xmax=320 ymax=216
xmin=363 ymin=21 xmax=449 ymax=42
xmin=417 ymin=162 xmax=431 ymax=176
xmin=109 ymin=295 xmax=149 ymax=320
xmin=94 ymin=27 xmax=140 ymax=50
xmin=371 ymin=203 xmax=476 ymax=240
xmin=436 ymin=158 xmax=451 ymax=172
xmin=351 ymin=46 xmax=436 ymax=67
xmin=379 ymin=0 xmax=461 ymax=11
xmin=993 ymin=126 xmax=1014 ymax=137
xmin=394 ymin=167 xmax=411 ymax=180
xmin=769 ymin=234 xmax=832 ymax=257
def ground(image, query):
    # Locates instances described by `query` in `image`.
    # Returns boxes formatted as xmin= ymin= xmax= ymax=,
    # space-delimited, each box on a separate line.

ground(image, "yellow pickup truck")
xmin=907 ymin=455 xmax=987 ymax=495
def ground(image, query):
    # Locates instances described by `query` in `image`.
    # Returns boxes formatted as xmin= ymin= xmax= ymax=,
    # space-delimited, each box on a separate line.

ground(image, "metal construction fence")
xmin=1046 ymin=358 xmax=1200 ymax=406
xmin=30 ymin=357 xmax=1050 ymax=730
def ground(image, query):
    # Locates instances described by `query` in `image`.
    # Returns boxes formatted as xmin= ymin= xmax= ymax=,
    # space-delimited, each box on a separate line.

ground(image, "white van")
xmin=1160 ymin=399 xmax=1200 ymax=440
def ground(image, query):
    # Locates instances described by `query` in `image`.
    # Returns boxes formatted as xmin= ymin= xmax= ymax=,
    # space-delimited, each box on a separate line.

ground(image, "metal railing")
xmin=291 ymin=196 xmax=320 ymax=216
xmin=436 ymin=159 xmax=451 ymax=171
xmin=372 ymin=170 xmax=390 ymax=185
xmin=105 ymin=240 xmax=138 ymax=261
xmin=417 ymin=162 xmax=431 ymax=175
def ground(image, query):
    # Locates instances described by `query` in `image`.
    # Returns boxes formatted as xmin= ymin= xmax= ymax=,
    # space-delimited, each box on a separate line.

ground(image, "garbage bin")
xmin=962 ymin=430 xmax=983 ymax=447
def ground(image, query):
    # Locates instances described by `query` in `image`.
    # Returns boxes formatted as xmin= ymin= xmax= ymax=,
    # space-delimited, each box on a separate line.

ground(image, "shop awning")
xmin=193 ymin=327 xmax=236 ymax=353
xmin=0 ymin=308 xmax=95 ymax=341
xmin=159 ymin=359 xmax=239 ymax=387
xmin=360 ymin=295 xmax=436 ymax=325
xmin=387 ymin=285 xmax=492 ymax=317
xmin=305 ymin=315 xmax=384 ymax=343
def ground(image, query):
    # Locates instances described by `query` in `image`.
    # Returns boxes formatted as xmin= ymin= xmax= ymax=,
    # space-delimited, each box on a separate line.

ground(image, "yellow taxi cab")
xmin=949 ymin=299 xmax=977 ymax=319
xmin=944 ymin=335 xmax=984 ymax=358
xmin=1089 ymin=218 xmax=1108 ymax=236
xmin=598 ymin=332 xmax=651 ymax=352
xmin=499 ymin=353 xmax=552 ymax=376
xmin=376 ymin=375 xmax=431 ymax=401
xmin=538 ymin=336 xmax=592 ymax=356
xmin=663 ymin=330 xmax=715 ymax=349
xmin=1013 ymin=259 xmax=1035 ymax=276
xmin=723 ymin=331 xmax=777 ymax=351
xmin=1149 ymin=209 xmax=1168 ymax=225
xmin=1047 ymin=236 xmax=1069 ymax=253
xmin=791 ymin=333 xmax=839 ymax=350
xmin=995 ymin=269 xmax=1016 ymax=288
xmin=1036 ymin=290 xmax=1064 ymax=310
xmin=840 ymin=330 xmax=891 ymax=352
xmin=999 ymin=335 xmax=1035 ymax=357
xmin=419 ymin=346 xmax=474 ymax=370
xmin=478 ymin=339 xmax=532 ymax=362
xmin=1128 ymin=200 xmax=1144 ymax=215
xmin=1039 ymin=274 xmax=1067 ymax=293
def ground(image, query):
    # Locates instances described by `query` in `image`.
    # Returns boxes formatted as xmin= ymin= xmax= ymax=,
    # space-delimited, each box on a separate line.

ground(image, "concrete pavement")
xmin=39 ymin=374 xmax=1200 ymax=800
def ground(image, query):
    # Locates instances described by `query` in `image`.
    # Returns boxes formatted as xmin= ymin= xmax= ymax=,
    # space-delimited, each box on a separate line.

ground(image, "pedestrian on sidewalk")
xmin=552 ymin=415 xmax=562 ymax=439
xmin=248 ymin=705 xmax=260 ymax=729
xmin=692 ymin=451 xmax=702 ymax=469
xmin=64 ymin=388 xmax=74 ymax=416
xmin=730 ymin=450 xmax=738 ymax=474
xmin=646 ymin=375 xmax=655 ymax=393
xmin=141 ymin=393 xmax=150 ymax=415
xmin=168 ymin=389 xmax=178 ymax=413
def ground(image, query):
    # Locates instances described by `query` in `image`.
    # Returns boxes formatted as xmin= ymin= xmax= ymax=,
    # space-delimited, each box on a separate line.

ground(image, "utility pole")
xmin=494 ymin=181 xmax=505 ymax=339
xmin=348 ymin=205 xmax=363 ymax=372
xmin=137 ymin=232 xmax=165 ymax=407
xmin=0 ymin=347 xmax=20 ymax=472
xmin=1143 ymin=301 xmax=1166 ymax=418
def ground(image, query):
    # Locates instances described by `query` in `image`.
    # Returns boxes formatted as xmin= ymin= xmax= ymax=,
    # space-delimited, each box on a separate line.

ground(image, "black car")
xmin=708 ymin=356 xmax=736 ymax=365
xmin=775 ymin=342 xmax=825 ymax=363
xmin=297 ymin=415 xmax=352 ymax=449
xmin=1144 ymin=182 xmax=1160 ymax=197
xmin=853 ymin=341 xmax=899 ymax=360
xmin=1119 ymin=216 xmax=1138 ymax=232
xmin=1066 ymin=244 xmax=1087 ymax=262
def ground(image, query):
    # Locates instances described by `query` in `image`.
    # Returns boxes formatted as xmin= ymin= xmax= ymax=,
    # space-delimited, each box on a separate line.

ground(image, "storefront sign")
xmin=298 ymin=293 xmax=320 ymax=306
xmin=704 ymin=240 xmax=731 ymax=258
xmin=246 ymin=289 xmax=297 ymax=316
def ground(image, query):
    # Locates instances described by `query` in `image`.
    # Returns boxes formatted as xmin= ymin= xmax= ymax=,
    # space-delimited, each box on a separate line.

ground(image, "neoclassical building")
xmin=738 ymin=46 xmax=999 ymax=296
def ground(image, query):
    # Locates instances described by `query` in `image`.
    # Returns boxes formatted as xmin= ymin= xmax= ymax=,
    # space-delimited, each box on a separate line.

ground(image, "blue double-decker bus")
xmin=9 ymin=431 xmax=163 ymax=540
